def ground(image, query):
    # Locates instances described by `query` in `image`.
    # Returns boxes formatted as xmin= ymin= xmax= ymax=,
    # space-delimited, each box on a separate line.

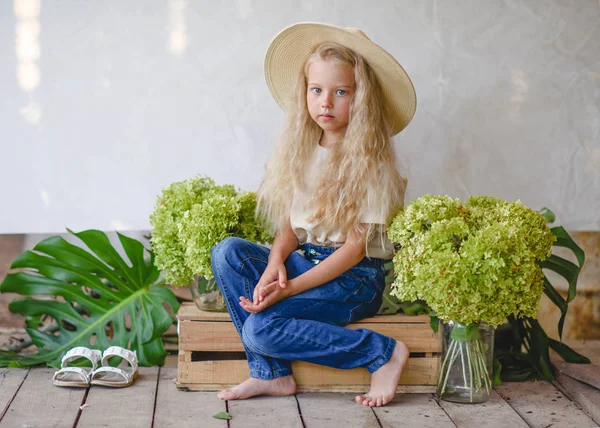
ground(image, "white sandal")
xmin=90 ymin=346 xmax=139 ymax=388
xmin=53 ymin=346 xmax=102 ymax=388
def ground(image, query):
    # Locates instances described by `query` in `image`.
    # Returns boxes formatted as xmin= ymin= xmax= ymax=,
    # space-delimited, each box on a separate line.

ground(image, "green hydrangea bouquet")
xmin=149 ymin=176 xmax=273 ymax=292
xmin=388 ymin=195 xmax=556 ymax=402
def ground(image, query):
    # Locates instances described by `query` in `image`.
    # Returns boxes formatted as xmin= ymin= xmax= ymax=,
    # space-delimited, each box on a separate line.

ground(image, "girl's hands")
xmin=240 ymin=280 xmax=293 ymax=314
xmin=253 ymin=261 xmax=288 ymax=303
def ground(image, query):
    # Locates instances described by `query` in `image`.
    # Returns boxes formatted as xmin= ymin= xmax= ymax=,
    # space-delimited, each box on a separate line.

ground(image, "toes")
xmin=376 ymin=396 xmax=382 ymax=407
xmin=218 ymin=388 xmax=237 ymax=400
xmin=356 ymin=394 xmax=370 ymax=405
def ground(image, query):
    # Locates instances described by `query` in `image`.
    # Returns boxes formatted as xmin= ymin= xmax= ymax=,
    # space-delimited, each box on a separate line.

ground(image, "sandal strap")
xmin=91 ymin=366 xmax=131 ymax=383
xmin=101 ymin=346 xmax=138 ymax=373
xmin=61 ymin=347 xmax=102 ymax=371
xmin=53 ymin=366 xmax=90 ymax=383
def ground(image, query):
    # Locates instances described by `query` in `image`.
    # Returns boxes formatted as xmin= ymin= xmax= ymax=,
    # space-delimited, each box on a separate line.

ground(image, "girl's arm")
xmin=251 ymin=216 xmax=299 ymax=302
xmin=286 ymin=227 xmax=367 ymax=296
xmin=268 ymin=216 xmax=300 ymax=266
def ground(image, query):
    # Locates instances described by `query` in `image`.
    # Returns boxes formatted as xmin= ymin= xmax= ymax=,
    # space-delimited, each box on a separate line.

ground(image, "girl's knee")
xmin=242 ymin=313 xmax=277 ymax=355
xmin=212 ymin=236 xmax=243 ymax=255
xmin=210 ymin=237 xmax=249 ymax=266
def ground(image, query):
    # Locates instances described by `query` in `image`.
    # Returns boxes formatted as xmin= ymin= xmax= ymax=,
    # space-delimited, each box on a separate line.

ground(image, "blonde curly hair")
xmin=256 ymin=42 xmax=407 ymax=252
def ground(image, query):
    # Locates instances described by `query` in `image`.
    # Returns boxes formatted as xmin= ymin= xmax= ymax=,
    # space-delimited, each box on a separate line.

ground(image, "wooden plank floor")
xmin=0 ymin=366 xmax=598 ymax=427
xmin=0 ymin=341 xmax=598 ymax=427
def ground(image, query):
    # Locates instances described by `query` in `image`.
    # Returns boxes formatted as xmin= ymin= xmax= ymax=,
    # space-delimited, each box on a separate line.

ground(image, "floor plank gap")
xmin=0 ymin=367 xmax=30 ymax=422
xmin=294 ymin=394 xmax=307 ymax=428
xmin=369 ymin=405 xmax=383 ymax=428
xmin=225 ymin=400 xmax=230 ymax=428
xmin=72 ymin=387 xmax=90 ymax=428
xmin=151 ymin=366 xmax=162 ymax=428
xmin=433 ymin=394 xmax=461 ymax=428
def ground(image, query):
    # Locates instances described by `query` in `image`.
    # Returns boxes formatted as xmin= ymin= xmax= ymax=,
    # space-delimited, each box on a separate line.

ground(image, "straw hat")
xmin=264 ymin=22 xmax=417 ymax=136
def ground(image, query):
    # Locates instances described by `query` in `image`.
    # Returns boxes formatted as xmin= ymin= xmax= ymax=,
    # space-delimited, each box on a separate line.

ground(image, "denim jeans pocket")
xmin=337 ymin=271 xmax=379 ymax=304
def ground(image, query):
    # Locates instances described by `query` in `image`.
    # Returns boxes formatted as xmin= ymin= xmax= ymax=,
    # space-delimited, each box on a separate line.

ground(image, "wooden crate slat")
xmin=177 ymin=357 xmax=439 ymax=387
xmin=179 ymin=320 xmax=441 ymax=353
xmin=176 ymin=302 xmax=431 ymax=323
xmin=176 ymin=382 xmax=437 ymax=394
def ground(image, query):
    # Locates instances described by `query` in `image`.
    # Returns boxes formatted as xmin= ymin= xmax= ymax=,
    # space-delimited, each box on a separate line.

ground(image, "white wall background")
xmin=1 ymin=0 xmax=599 ymax=235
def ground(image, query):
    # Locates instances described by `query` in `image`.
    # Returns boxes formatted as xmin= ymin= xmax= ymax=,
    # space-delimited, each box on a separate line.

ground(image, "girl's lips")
xmin=319 ymin=114 xmax=334 ymax=120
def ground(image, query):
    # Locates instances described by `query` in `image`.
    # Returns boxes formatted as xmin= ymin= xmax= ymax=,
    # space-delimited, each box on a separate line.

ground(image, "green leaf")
xmin=213 ymin=412 xmax=232 ymax=420
xmin=492 ymin=359 xmax=503 ymax=386
xmin=538 ymin=207 xmax=555 ymax=224
xmin=502 ymin=367 xmax=534 ymax=382
xmin=526 ymin=319 xmax=555 ymax=380
xmin=549 ymin=226 xmax=585 ymax=270
xmin=194 ymin=276 xmax=218 ymax=295
xmin=548 ymin=339 xmax=591 ymax=364
xmin=450 ymin=323 xmax=479 ymax=341
xmin=542 ymin=276 xmax=568 ymax=339
xmin=541 ymin=255 xmax=582 ymax=304
xmin=429 ymin=313 xmax=439 ymax=333
xmin=377 ymin=284 xmax=402 ymax=315
xmin=0 ymin=229 xmax=179 ymax=368
xmin=537 ymin=227 xmax=585 ymax=344
xmin=397 ymin=300 xmax=430 ymax=316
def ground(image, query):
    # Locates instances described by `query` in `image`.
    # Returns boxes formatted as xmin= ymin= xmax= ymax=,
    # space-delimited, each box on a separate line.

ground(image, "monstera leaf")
xmin=0 ymin=229 xmax=179 ymax=368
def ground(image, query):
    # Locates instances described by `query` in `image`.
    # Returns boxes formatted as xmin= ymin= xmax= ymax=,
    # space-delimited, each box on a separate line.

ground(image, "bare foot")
xmin=217 ymin=375 xmax=297 ymax=400
xmin=355 ymin=341 xmax=409 ymax=407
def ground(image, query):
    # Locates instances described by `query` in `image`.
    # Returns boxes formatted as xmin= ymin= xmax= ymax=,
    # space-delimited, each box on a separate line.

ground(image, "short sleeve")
xmin=359 ymin=185 xmax=388 ymax=225
xmin=359 ymin=176 xmax=408 ymax=225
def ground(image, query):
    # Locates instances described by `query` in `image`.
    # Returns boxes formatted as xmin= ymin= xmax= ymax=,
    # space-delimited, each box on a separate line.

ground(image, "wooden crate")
xmin=176 ymin=302 xmax=441 ymax=393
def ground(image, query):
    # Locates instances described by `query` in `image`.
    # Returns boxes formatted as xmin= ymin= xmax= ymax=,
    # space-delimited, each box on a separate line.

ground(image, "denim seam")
xmin=242 ymin=324 xmax=293 ymax=380
xmin=342 ymin=282 xmax=371 ymax=323
xmin=346 ymin=270 xmax=365 ymax=281
xmin=238 ymin=255 xmax=269 ymax=274
xmin=213 ymin=245 xmax=245 ymax=332
xmin=365 ymin=337 xmax=396 ymax=373
xmin=241 ymin=318 xmax=293 ymax=379
xmin=347 ymin=287 xmax=378 ymax=324
xmin=249 ymin=367 xmax=293 ymax=379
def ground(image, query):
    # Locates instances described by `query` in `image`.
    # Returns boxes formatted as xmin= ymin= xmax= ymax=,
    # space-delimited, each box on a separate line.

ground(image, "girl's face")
xmin=306 ymin=58 xmax=355 ymax=144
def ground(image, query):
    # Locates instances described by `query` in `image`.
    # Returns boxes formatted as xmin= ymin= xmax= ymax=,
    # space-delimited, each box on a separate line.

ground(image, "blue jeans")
xmin=210 ymin=237 xmax=397 ymax=380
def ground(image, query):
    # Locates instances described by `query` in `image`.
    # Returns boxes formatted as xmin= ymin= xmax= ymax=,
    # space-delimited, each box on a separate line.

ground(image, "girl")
xmin=210 ymin=22 xmax=416 ymax=407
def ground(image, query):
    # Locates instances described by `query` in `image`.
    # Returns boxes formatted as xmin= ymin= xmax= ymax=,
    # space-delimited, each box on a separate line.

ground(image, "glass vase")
xmin=190 ymin=274 xmax=227 ymax=312
xmin=437 ymin=320 xmax=495 ymax=404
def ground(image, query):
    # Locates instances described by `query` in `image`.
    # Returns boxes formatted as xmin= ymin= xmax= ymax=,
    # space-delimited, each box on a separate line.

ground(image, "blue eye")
xmin=311 ymin=88 xmax=321 ymax=94
xmin=336 ymin=89 xmax=346 ymax=96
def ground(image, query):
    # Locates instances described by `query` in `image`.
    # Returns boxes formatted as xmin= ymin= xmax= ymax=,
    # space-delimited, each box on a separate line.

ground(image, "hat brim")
xmin=264 ymin=22 xmax=417 ymax=136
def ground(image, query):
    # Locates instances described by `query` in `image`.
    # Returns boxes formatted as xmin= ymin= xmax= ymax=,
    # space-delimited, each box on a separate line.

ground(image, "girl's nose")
xmin=321 ymin=95 xmax=333 ymax=109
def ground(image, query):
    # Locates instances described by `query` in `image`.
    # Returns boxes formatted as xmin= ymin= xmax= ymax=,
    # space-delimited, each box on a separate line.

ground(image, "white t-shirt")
xmin=290 ymin=143 xmax=395 ymax=260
